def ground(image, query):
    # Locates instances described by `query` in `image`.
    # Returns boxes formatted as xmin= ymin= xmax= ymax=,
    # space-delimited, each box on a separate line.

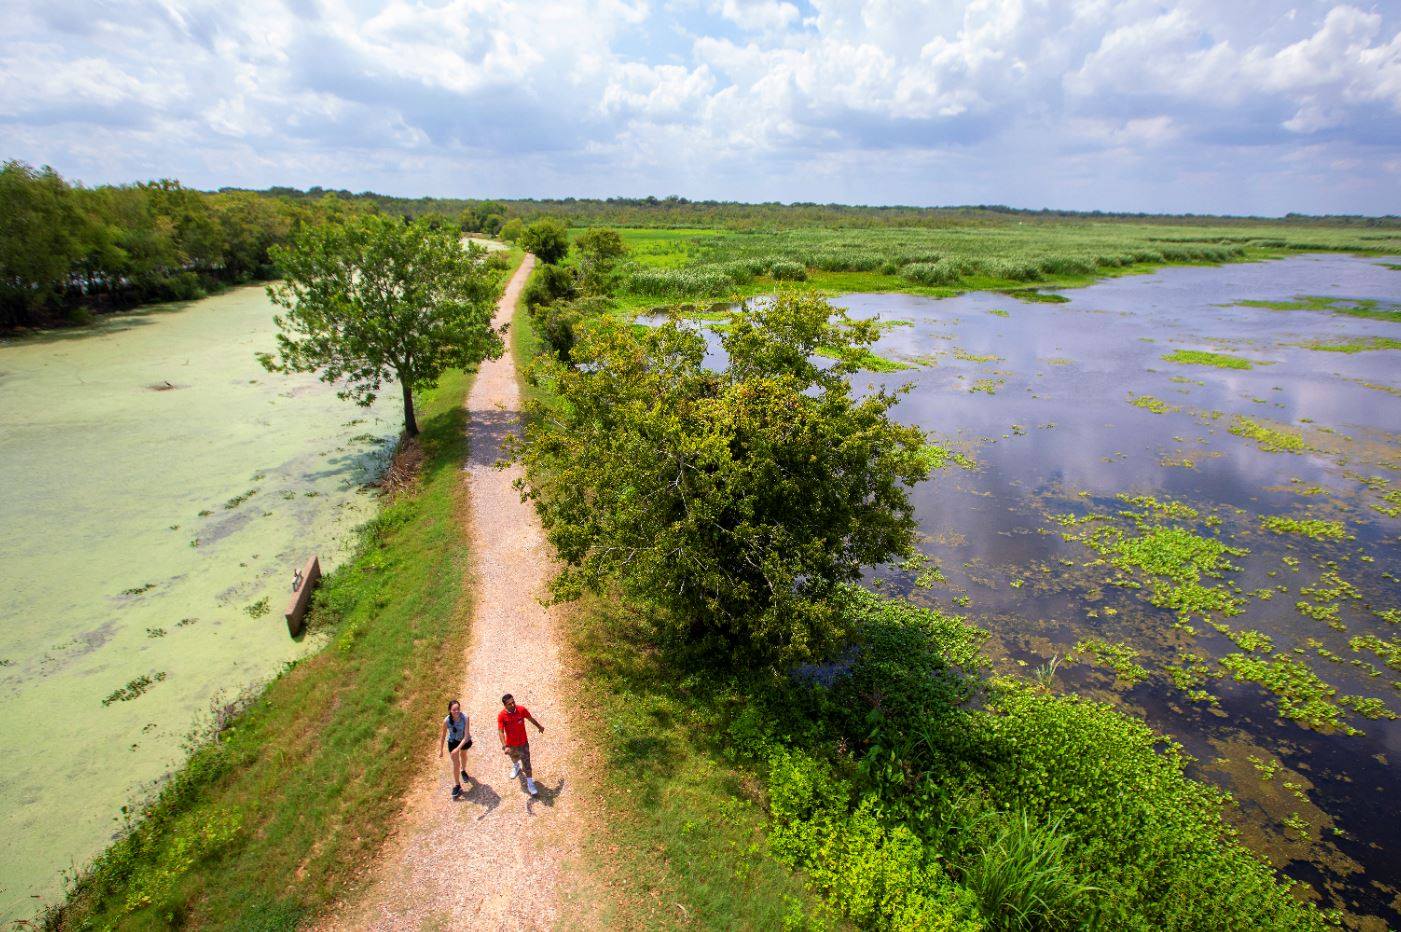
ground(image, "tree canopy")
xmin=519 ymin=218 xmax=570 ymax=264
xmin=261 ymin=215 xmax=503 ymax=436
xmin=516 ymin=291 xmax=932 ymax=665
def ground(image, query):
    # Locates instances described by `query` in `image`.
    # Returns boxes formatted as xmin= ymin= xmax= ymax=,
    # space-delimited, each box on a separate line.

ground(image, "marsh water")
xmin=656 ymin=254 xmax=1401 ymax=927
xmin=0 ymin=288 xmax=398 ymax=920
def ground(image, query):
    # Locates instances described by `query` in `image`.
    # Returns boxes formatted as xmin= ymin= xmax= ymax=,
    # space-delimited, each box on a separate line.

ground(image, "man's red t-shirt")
xmin=498 ymin=706 xmax=530 ymax=746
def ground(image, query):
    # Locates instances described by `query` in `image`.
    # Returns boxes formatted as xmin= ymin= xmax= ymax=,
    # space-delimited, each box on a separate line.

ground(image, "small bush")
xmin=770 ymin=260 xmax=808 ymax=281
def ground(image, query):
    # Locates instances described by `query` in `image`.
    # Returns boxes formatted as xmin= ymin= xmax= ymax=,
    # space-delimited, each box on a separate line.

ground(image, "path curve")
xmin=323 ymin=254 xmax=590 ymax=930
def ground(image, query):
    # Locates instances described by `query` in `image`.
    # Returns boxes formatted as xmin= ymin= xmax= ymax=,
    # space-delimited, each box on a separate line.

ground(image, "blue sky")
xmin=3 ymin=0 xmax=1400 ymax=214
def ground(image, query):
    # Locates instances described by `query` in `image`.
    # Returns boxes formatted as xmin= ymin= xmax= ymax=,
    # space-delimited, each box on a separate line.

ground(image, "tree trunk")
xmin=401 ymin=380 xmax=418 ymax=436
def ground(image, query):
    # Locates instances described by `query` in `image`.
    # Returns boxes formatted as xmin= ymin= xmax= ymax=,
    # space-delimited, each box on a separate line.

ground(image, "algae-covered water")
xmin=0 ymin=288 xmax=399 ymax=921
xmin=658 ymin=254 xmax=1401 ymax=927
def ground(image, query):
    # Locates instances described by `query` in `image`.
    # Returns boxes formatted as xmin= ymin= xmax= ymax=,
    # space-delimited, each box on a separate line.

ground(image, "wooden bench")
xmin=284 ymin=555 xmax=322 ymax=637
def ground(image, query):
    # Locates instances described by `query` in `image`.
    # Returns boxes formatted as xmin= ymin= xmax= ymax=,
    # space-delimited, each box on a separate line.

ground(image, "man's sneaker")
xmin=451 ymin=785 xmax=463 ymax=799
xmin=526 ymin=777 xmax=539 ymax=796
xmin=461 ymin=769 xmax=470 ymax=784
xmin=509 ymin=760 xmax=522 ymax=780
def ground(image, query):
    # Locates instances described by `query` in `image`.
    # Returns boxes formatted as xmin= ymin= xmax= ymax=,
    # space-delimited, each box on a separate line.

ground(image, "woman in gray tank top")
xmin=438 ymin=699 xmax=473 ymax=799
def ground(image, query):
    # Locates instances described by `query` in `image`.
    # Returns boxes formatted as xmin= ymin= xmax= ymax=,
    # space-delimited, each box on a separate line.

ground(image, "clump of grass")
xmin=952 ymin=348 xmax=1001 ymax=363
xmin=1073 ymin=638 xmax=1149 ymax=686
xmin=145 ymin=627 xmax=166 ymax=639
xmin=243 ymin=597 xmax=270 ymax=619
xmin=1229 ymin=416 xmax=1309 ymax=453
xmin=121 ymin=583 xmax=156 ymax=596
xmin=957 ymin=811 xmax=1100 ymax=929
xmin=1235 ymin=295 xmax=1401 ymax=324
xmin=988 ymin=308 xmax=1010 ymax=318
xmin=223 ymin=489 xmax=257 ymax=510
xmin=102 ymin=672 xmax=167 ymax=706
xmin=1162 ymin=349 xmax=1256 ymax=370
xmin=1259 ymin=515 xmax=1351 ymax=541
xmin=1129 ymin=394 xmax=1177 ymax=414
xmin=1295 ymin=336 xmax=1401 ymax=354
xmin=970 ymin=377 xmax=1005 ymax=395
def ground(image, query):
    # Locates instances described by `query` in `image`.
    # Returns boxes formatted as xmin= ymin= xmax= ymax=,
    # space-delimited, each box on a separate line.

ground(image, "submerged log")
xmin=284 ymin=555 xmax=322 ymax=637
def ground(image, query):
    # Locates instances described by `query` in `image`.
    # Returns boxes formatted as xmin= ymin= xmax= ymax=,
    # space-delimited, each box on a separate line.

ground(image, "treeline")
xmin=237 ymin=185 xmax=1401 ymax=231
xmin=0 ymin=162 xmax=367 ymax=329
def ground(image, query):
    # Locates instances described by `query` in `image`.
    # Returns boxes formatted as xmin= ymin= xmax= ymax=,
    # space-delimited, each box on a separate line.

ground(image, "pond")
xmin=656 ymin=254 xmax=1401 ymax=927
xmin=0 ymin=287 xmax=399 ymax=921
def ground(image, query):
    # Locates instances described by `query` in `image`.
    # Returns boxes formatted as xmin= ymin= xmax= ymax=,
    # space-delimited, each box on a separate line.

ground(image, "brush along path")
xmin=322 ymin=253 xmax=593 ymax=930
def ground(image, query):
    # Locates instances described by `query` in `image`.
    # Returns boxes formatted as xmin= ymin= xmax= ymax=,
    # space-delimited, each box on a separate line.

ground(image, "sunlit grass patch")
xmin=1235 ymin=294 xmax=1401 ymax=324
xmin=1259 ymin=515 xmax=1351 ymax=541
xmin=1129 ymin=393 xmax=1178 ymax=414
xmin=1163 ymin=349 xmax=1257 ymax=369
xmin=1295 ymin=336 xmax=1401 ymax=353
xmin=1229 ymin=416 xmax=1310 ymax=453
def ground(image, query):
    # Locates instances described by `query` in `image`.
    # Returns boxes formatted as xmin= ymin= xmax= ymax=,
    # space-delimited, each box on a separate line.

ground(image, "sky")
xmin=2 ymin=0 xmax=1400 ymax=215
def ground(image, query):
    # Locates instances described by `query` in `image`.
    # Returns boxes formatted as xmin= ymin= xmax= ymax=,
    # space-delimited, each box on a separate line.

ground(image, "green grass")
xmin=1296 ymin=336 xmax=1401 ymax=353
xmin=560 ymin=597 xmax=826 ymax=929
xmin=1229 ymin=416 xmax=1310 ymax=453
xmin=1235 ymin=295 xmax=1401 ymax=324
xmin=1162 ymin=349 xmax=1257 ymax=369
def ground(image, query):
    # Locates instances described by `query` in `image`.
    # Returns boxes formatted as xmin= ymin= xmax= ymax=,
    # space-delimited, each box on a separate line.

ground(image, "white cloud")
xmin=1 ymin=0 xmax=1399 ymax=212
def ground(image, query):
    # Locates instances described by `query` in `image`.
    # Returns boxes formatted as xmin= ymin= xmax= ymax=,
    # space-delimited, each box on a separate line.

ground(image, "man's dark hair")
xmin=502 ymin=693 xmax=513 ymax=704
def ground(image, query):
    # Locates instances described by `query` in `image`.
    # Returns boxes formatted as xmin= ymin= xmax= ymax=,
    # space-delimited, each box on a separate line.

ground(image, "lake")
xmin=0 ymin=287 xmax=398 ymax=921
xmin=657 ymin=254 xmax=1400 ymax=927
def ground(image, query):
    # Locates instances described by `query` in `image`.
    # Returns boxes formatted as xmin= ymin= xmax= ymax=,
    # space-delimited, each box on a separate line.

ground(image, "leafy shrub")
xmin=770 ymin=260 xmax=808 ymax=281
xmin=523 ymin=262 xmax=576 ymax=310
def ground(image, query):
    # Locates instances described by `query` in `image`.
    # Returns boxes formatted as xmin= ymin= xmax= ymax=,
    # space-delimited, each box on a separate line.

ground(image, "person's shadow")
xmin=525 ymin=777 xmax=566 ymax=815
xmin=460 ymin=779 xmax=501 ymax=821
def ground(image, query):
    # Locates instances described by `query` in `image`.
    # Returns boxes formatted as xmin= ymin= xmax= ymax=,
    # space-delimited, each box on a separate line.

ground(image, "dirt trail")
xmin=323 ymin=254 xmax=591 ymax=930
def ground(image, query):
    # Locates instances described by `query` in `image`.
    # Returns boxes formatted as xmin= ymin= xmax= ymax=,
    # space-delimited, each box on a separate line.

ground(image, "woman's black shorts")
xmin=448 ymin=737 xmax=472 ymax=753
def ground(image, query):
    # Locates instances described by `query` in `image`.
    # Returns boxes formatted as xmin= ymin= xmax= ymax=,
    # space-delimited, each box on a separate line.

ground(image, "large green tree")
xmin=519 ymin=218 xmax=570 ymax=264
xmin=517 ymin=291 xmax=931 ymax=665
xmin=261 ymin=216 xmax=503 ymax=436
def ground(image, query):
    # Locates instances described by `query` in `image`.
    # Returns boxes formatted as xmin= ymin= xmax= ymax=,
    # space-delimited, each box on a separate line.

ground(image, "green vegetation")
xmin=101 ymin=672 xmax=167 ymax=706
xmin=51 ymin=368 xmax=480 ymax=928
xmin=1 ymin=161 xmax=361 ymax=329
xmin=514 ymin=294 xmax=1333 ymax=930
xmin=518 ymin=217 xmax=570 ymax=264
xmin=261 ymin=216 xmax=503 ymax=435
xmin=1162 ymin=349 xmax=1257 ymax=370
xmin=1229 ymin=416 xmax=1310 ymax=453
xmin=1218 ymin=653 xmax=1357 ymax=734
xmin=1295 ymin=336 xmax=1401 ymax=353
xmin=516 ymin=290 xmax=928 ymax=666
xmin=1072 ymin=637 xmax=1150 ymax=686
xmin=1260 ymin=515 xmax=1351 ymax=541
xmin=1129 ymin=393 xmax=1178 ymax=414
xmin=1235 ymin=294 xmax=1401 ymax=324
xmin=1055 ymin=502 xmax=1248 ymax=621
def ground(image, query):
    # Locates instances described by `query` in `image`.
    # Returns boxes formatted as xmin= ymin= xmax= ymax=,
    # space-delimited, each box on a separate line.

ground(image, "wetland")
xmin=658 ymin=253 xmax=1401 ymax=926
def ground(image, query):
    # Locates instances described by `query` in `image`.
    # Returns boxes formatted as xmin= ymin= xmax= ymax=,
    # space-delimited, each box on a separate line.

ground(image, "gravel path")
xmin=322 ymin=254 xmax=593 ymax=930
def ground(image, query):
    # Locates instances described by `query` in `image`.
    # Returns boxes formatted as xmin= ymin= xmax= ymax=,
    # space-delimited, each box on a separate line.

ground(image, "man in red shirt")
xmin=497 ymin=693 xmax=545 ymax=796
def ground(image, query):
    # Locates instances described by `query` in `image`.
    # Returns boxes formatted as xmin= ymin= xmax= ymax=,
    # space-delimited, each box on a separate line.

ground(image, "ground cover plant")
xmin=1235 ymin=295 xmax=1401 ymax=324
xmin=1162 ymin=348 xmax=1257 ymax=369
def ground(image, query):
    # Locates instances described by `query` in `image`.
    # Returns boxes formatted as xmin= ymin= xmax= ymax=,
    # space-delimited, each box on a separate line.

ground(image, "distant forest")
xmin=241 ymin=185 xmax=1401 ymax=232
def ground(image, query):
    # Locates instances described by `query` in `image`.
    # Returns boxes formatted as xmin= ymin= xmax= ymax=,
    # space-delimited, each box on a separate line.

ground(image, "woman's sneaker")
xmin=461 ymin=769 xmax=470 ymax=784
xmin=451 ymin=784 xmax=463 ymax=799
